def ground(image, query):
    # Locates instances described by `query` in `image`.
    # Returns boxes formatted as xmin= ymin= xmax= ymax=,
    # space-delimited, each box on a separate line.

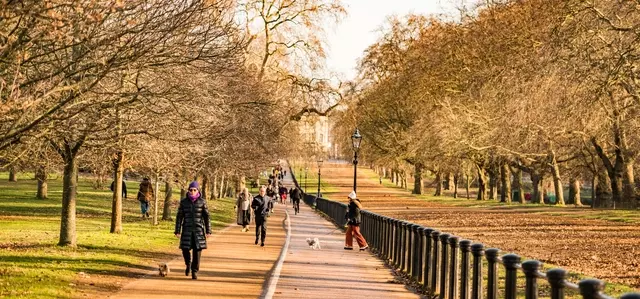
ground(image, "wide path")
xmin=110 ymin=162 xmax=421 ymax=298
xmin=273 ymin=163 xmax=419 ymax=299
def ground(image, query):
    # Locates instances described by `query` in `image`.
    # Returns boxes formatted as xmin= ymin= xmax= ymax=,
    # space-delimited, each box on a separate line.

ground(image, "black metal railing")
xmin=286 ymin=166 xmax=640 ymax=299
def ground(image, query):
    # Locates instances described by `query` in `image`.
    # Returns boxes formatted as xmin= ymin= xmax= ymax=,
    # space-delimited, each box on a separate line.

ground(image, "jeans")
xmin=139 ymin=201 xmax=149 ymax=214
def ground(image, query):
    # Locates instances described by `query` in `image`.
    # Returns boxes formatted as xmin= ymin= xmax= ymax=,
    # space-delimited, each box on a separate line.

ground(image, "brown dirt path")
xmin=318 ymin=161 xmax=640 ymax=290
xmin=274 ymin=163 xmax=421 ymax=299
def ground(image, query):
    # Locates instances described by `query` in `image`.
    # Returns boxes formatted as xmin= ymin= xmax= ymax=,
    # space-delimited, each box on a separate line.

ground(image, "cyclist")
xmin=290 ymin=186 xmax=302 ymax=215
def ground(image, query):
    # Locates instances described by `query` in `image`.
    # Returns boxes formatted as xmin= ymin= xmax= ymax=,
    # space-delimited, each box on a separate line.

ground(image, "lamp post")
xmin=351 ymin=128 xmax=362 ymax=192
xmin=317 ymin=159 xmax=323 ymax=198
xmin=303 ymin=166 xmax=308 ymax=193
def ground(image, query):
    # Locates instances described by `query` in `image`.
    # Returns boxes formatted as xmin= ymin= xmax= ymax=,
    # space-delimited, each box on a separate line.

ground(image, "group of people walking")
xmin=170 ymin=166 xmax=368 ymax=280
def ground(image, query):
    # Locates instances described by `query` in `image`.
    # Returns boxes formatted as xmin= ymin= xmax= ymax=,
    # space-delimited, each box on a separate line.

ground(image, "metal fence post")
xmin=394 ymin=220 xmax=401 ymax=268
xmin=423 ymin=228 xmax=434 ymax=291
xmin=407 ymin=223 xmax=414 ymax=275
xmin=485 ymin=248 xmax=501 ymax=299
xmin=439 ymin=233 xmax=451 ymax=299
xmin=578 ymin=279 xmax=605 ymax=299
xmin=431 ymin=230 xmax=441 ymax=295
xmin=448 ymin=236 xmax=460 ymax=299
xmin=471 ymin=244 xmax=485 ymax=299
xmin=502 ymin=253 xmax=521 ymax=299
xmin=412 ymin=225 xmax=420 ymax=281
xmin=522 ymin=260 xmax=542 ymax=299
xmin=417 ymin=227 xmax=425 ymax=284
xmin=546 ymin=268 xmax=567 ymax=299
xmin=460 ymin=240 xmax=472 ymax=299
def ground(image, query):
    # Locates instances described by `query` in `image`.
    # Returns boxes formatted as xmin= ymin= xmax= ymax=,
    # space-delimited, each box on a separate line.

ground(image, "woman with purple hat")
xmin=174 ymin=181 xmax=211 ymax=280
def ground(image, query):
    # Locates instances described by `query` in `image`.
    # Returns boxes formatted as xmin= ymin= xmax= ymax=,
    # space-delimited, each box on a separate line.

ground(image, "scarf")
xmin=188 ymin=191 xmax=200 ymax=202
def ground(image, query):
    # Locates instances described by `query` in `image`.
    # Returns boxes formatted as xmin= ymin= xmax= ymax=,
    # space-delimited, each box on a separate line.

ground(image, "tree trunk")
xmin=570 ymin=178 xmax=582 ymax=206
xmin=623 ymin=159 xmax=636 ymax=205
xmin=531 ymin=172 xmax=543 ymax=204
xmin=391 ymin=170 xmax=395 ymax=184
xmin=162 ymin=181 xmax=173 ymax=220
xmin=444 ymin=172 xmax=452 ymax=190
xmin=500 ymin=163 xmax=511 ymax=203
xmin=8 ymin=166 xmax=17 ymax=182
xmin=59 ymin=154 xmax=78 ymax=247
xmin=110 ymin=151 xmax=124 ymax=234
xmin=212 ymin=172 xmax=218 ymax=199
xmin=453 ymin=173 xmax=459 ymax=198
xmin=395 ymin=170 xmax=400 ymax=186
xmin=180 ymin=188 xmax=186 ymax=200
xmin=238 ymin=175 xmax=246 ymax=193
xmin=513 ymin=168 xmax=524 ymax=204
xmin=549 ymin=151 xmax=565 ymax=205
xmin=412 ymin=163 xmax=423 ymax=195
xmin=202 ymin=175 xmax=209 ymax=201
xmin=466 ymin=174 xmax=471 ymax=199
xmin=476 ymin=165 xmax=488 ymax=200
xmin=36 ymin=165 xmax=48 ymax=199
xmin=434 ymin=171 xmax=442 ymax=196
xmin=218 ymin=174 xmax=225 ymax=199
xmin=403 ymin=171 xmax=408 ymax=190
xmin=595 ymin=168 xmax=612 ymax=207
xmin=591 ymin=173 xmax=597 ymax=208
xmin=592 ymin=137 xmax=625 ymax=206
xmin=489 ymin=171 xmax=497 ymax=200
xmin=153 ymin=173 xmax=159 ymax=226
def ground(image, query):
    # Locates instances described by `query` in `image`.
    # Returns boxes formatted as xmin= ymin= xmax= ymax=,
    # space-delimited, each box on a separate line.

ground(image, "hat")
xmin=188 ymin=181 xmax=200 ymax=190
xmin=347 ymin=191 xmax=357 ymax=199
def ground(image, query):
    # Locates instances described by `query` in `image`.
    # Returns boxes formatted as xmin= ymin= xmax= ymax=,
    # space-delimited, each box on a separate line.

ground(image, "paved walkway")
xmin=111 ymin=162 xmax=421 ymax=299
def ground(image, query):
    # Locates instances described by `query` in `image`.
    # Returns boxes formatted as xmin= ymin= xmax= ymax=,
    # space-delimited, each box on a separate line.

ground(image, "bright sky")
xmin=325 ymin=0 xmax=464 ymax=81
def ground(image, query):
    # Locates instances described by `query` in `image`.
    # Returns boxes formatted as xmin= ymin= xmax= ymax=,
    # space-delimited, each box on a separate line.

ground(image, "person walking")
xmin=251 ymin=186 xmax=271 ymax=247
xmin=174 ymin=181 xmax=211 ymax=280
xmin=344 ymin=191 xmax=368 ymax=251
xmin=289 ymin=186 xmax=303 ymax=215
xmin=137 ymin=177 xmax=154 ymax=218
xmin=235 ymin=188 xmax=252 ymax=232
xmin=110 ymin=179 xmax=127 ymax=199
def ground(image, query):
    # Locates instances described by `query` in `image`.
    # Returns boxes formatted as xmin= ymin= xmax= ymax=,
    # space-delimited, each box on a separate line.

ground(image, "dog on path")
xmin=306 ymin=237 xmax=321 ymax=250
xmin=158 ymin=263 xmax=170 ymax=277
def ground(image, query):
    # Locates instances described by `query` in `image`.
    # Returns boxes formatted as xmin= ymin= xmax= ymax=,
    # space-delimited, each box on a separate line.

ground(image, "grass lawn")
xmin=287 ymin=163 xmax=338 ymax=195
xmin=0 ymin=172 xmax=235 ymax=298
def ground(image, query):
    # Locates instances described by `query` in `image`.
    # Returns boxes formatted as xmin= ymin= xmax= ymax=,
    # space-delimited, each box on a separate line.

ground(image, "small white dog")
xmin=158 ymin=263 xmax=170 ymax=277
xmin=306 ymin=237 xmax=321 ymax=250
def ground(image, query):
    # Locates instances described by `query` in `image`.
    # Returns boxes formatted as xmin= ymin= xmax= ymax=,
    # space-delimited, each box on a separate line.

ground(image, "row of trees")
xmin=1 ymin=0 xmax=346 ymax=246
xmin=334 ymin=0 xmax=640 ymax=208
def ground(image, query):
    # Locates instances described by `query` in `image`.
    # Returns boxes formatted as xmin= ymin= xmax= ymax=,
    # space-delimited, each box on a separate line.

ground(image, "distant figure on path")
xmin=251 ymin=186 xmax=271 ymax=247
xmin=174 ymin=181 xmax=211 ymax=280
xmin=344 ymin=191 xmax=368 ymax=251
xmin=235 ymin=188 xmax=252 ymax=232
xmin=137 ymin=178 xmax=154 ymax=218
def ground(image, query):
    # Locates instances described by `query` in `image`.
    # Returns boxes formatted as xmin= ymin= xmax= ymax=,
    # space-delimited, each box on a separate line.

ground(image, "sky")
xmin=324 ymin=0 xmax=464 ymax=81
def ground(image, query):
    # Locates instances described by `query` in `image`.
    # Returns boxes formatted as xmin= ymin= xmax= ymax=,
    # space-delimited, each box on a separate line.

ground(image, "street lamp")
xmin=304 ymin=166 xmax=308 ymax=193
xmin=317 ymin=158 xmax=324 ymax=199
xmin=351 ymin=128 xmax=362 ymax=192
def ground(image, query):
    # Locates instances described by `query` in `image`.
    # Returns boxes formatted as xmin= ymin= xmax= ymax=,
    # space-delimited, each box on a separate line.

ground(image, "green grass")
xmin=0 ymin=172 xmax=235 ymax=298
xmin=288 ymin=163 xmax=337 ymax=195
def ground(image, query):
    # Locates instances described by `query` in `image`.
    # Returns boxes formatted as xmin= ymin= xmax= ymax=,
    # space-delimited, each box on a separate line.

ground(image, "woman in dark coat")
xmin=344 ymin=191 xmax=368 ymax=251
xmin=174 ymin=181 xmax=211 ymax=280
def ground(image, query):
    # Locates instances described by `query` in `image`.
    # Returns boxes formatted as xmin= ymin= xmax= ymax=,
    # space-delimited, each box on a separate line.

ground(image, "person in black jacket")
xmin=174 ymin=181 xmax=211 ymax=280
xmin=344 ymin=191 xmax=368 ymax=251
xmin=110 ymin=179 xmax=127 ymax=199
xmin=251 ymin=186 xmax=271 ymax=247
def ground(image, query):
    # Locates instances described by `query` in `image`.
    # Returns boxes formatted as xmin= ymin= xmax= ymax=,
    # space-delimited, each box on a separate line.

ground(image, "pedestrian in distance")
xmin=110 ymin=179 xmax=127 ymax=199
xmin=344 ymin=191 xmax=368 ymax=251
xmin=174 ymin=181 xmax=211 ymax=280
xmin=235 ymin=188 xmax=252 ymax=232
xmin=251 ymin=186 xmax=271 ymax=247
xmin=137 ymin=177 xmax=154 ymax=218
